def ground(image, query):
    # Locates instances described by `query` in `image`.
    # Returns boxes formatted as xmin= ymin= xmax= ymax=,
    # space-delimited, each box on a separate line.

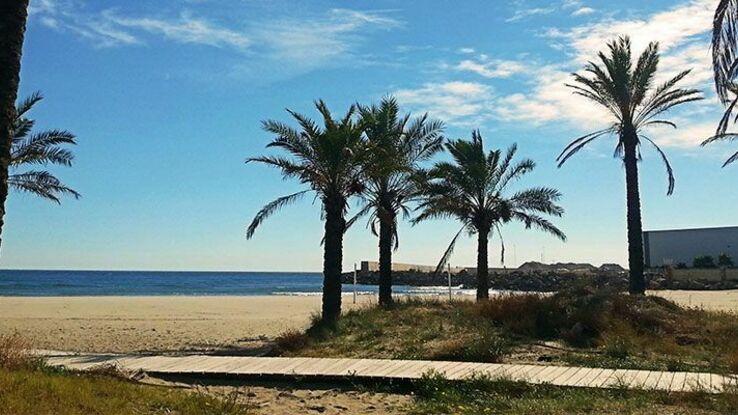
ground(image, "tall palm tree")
xmin=246 ymin=100 xmax=365 ymax=323
xmin=557 ymin=36 xmax=702 ymax=295
xmin=705 ymin=0 xmax=738 ymax=165
xmin=10 ymin=92 xmax=79 ymax=202
xmin=353 ymin=96 xmax=444 ymax=306
xmin=0 ymin=0 xmax=30 ymax=252
xmin=414 ymin=131 xmax=566 ymax=301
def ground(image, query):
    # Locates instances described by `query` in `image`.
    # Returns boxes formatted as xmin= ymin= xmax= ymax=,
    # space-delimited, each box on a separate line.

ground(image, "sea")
xmin=0 ymin=269 xmax=476 ymax=297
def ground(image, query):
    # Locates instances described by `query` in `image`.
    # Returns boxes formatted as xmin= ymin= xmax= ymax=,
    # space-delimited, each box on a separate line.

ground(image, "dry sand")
xmin=0 ymin=295 xmax=376 ymax=353
xmin=1 ymin=290 xmax=736 ymax=354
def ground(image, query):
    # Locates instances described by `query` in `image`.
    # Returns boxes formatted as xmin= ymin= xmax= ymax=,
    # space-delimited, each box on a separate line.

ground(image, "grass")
xmin=0 ymin=333 xmax=254 ymax=415
xmin=276 ymin=287 xmax=738 ymax=373
xmin=408 ymin=371 xmax=738 ymax=414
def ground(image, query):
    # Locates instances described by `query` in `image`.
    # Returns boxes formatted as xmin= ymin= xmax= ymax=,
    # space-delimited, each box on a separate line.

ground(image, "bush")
xmin=0 ymin=333 xmax=40 ymax=370
xmin=274 ymin=329 xmax=310 ymax=353
xmin=693 ymin=255 xmax=716 ymax=268
xmin=718 ymin=253 xmax=734 ymax=268
xmin=603 ymin=337 xmax=631 ymax=360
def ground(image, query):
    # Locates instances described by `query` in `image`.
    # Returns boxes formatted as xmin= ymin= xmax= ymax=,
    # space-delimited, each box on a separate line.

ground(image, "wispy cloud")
xmin=251 ymin=9 xmax=400 ymax=66
xmin=454 ymin=55 xmax=528 ymax=78
xmin=28 ymin=2 xmax=401 ymax=77
xmin=506 ymin=6 xmax=556 ymax=23
xmin=105 ymin=11 xmax=251 ymax=49
xmin=572 ymin=7 xmax=595 ymax=16
xmin=507 ymin=0 xmax=596 ymax=23
xmin=393 ymin=81 xmax=495 ymax=126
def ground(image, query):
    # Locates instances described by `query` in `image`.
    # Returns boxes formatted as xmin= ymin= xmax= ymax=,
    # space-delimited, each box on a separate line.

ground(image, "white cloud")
xmin=647 ymin=120 xmax=717 ymax=148
xmin=252 ymin=9 xmax=400 ymax=65
xmin=572 ymin=7 xmax=595 ymax=16
xmin=455 ymin=57 xmax=527 ymax=78
xmin=506 ymin=7 xmax=556 ymax=23
xmin=28 ymin=3 xmax=400 ymax=76
xmin=494 ymin=0 xmax=718 ymax=148
xmin=393 ymin=81 xmax=495 ymax=125
xmin=106 ymin=11 xmax=251 ymax=49
xmin=561 ymin=0 xmax=584 ymax=9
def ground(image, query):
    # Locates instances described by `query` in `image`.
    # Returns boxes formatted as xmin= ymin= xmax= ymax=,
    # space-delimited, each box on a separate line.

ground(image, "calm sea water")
xmin=0 ymin=270 xmax=472 ymax=297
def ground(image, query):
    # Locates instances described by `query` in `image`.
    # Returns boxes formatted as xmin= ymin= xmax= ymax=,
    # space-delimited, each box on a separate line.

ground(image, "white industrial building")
xmin=643 ymin=226 xmax=738 ymax=268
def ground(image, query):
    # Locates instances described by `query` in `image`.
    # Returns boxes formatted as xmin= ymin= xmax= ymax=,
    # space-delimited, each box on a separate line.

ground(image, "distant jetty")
xmin=342 ymin=261 xmax=738 ymax=291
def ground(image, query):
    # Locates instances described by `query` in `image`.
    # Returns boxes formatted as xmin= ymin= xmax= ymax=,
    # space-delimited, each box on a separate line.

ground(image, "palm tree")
xmin=705 ymin=0 xmax=738 ymax=165
xmin=246 ymin=100 xmax=365 ymax=323
xmin=10 ymin=92 xmax=79 ymax=202
xmin=414 ymin=131 xmax=566 ymax=300
xmin=557 ymin=36 xmax=702 ymax=295
xmin=0 ymin=0 xmax=30 ymax=251
xmin=353 ymin=96 xmax=444 ymax=306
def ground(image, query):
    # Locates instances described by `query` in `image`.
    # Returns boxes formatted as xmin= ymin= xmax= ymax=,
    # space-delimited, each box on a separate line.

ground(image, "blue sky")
xmin=4 ymin=0 xmax=736 ymax=271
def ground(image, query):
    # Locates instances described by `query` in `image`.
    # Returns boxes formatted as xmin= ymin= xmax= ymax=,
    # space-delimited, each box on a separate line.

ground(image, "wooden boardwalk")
xmin=41 ymin=351 xmax=736 ymax=394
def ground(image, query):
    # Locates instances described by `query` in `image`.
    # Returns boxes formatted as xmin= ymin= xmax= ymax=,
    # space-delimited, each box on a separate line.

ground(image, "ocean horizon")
xmin=0 ymin=269 xmax=475 ymax=297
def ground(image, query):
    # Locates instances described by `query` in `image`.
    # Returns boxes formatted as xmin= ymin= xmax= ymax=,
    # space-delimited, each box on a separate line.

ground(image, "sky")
xmin=3 ymin=0 xmax=737 ymax=272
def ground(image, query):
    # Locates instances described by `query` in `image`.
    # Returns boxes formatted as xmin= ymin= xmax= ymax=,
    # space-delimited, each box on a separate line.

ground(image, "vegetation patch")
xmin=408 ymin=371 xmax=738 ymax=414
xmin=279 ymin=287 xmax=738 ymax=372
xmin=0 ymin=334 xmax=254 ymax=415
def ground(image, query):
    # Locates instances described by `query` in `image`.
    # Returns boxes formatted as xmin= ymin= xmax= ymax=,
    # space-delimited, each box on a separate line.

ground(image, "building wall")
xmin=644 ymin=226 xmax=738 ymax=267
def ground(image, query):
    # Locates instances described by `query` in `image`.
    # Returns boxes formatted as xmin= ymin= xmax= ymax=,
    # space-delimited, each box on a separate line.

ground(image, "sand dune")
xmin=1 ymin=290 xmax=736 ymax=354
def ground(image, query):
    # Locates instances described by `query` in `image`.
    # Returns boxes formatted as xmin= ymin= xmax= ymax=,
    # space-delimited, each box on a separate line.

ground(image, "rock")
xmin=307 ymin=404 xmax=326 ymax=413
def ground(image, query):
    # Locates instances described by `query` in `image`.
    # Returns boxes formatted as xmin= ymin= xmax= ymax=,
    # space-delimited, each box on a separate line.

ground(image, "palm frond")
xmin=433 ymin=226 xmax=465 ymax=276
xmin=8 ymin=171 xmax=80 ymax=203
xmin=15 ymin=91 xmax=42 ymax=118
xmin=556 ymin=128 xmax=614 ymax=167
xmin=246 ymin=190 xmax=309 ymax=239
xmin=713 ymin=0 xmax=738 ymax=102
xmin=641 ymin=135 xmax=675 ymax=195
xmin=11 ymin=130 xmax=77 ymax=166
xmin=513 ymin=212 xmax=567 ymax=242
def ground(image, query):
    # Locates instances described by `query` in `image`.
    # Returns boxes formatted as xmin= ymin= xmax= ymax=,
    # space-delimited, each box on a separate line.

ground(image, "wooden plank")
xmin=556 ymin=366 xmax=586 ymax=386
xmin=546 ymin=366 xmax=581 ymax=385
xmin=628 ymin=370 xmax=653 ymax=389
xmin=580 ymin=367 xmax=606 ymax=387
xmin=528 ymin=365 xmax=565 ymax=384
xmin=588 ymin=369 xmax=617 ymax=388
xmin=670 ymin=372 xmax=689 ymax=392
xmin=443 ymin=362 xmax=480 ymax=380
xmin=654 ymin=371 xmax=675 ymax=391
xmin=641 ymin=370 xmax=661 ymax=390
xmin=560 ymin=367 xmax=597 ymax=387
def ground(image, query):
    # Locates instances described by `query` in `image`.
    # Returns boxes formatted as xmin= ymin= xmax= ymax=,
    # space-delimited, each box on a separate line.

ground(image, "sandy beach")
xmin=1 ymin=290 xmax=736 ymax=354
xmin=0 ymin=295 xmax=376 ymax=353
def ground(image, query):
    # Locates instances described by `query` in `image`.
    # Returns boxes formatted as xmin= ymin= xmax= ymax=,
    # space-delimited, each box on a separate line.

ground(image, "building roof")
xmin=644 ymin=225 xmax=738 ymax=234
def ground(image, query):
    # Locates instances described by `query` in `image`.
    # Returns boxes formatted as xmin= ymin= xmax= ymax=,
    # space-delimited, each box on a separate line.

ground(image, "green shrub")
xmin=693 ymin=255 xmax=716 ymax=268
xmin=718 ymin=253 xmax=734 ymax=268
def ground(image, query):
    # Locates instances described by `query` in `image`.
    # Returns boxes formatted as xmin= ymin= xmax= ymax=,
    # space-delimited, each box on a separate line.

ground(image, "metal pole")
xmin=353 ymin=263 xmax=357 ymax=304
xmin=447 ymin=263 xmax=452 ymax=301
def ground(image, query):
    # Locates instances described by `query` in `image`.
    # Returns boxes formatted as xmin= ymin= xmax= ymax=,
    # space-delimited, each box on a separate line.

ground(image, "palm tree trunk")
xmin=476 ymin=227 xmax=490 ymax=300
xmin=322 ymin=197 xmax=346 ymax=323
xmin=0 ymin=0 xmax=29 ymax=254
xmin=377 ymin=209 xmax=394 ymax=306
xmin=624 ymin=139 xmax=646 ymax=295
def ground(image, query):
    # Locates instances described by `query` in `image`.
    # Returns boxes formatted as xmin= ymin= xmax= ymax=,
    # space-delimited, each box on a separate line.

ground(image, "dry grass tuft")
xmin=0 ymin=333 xmax=40 ymax=370
xmin=274 ymin=329 xmax=311 ymax=353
